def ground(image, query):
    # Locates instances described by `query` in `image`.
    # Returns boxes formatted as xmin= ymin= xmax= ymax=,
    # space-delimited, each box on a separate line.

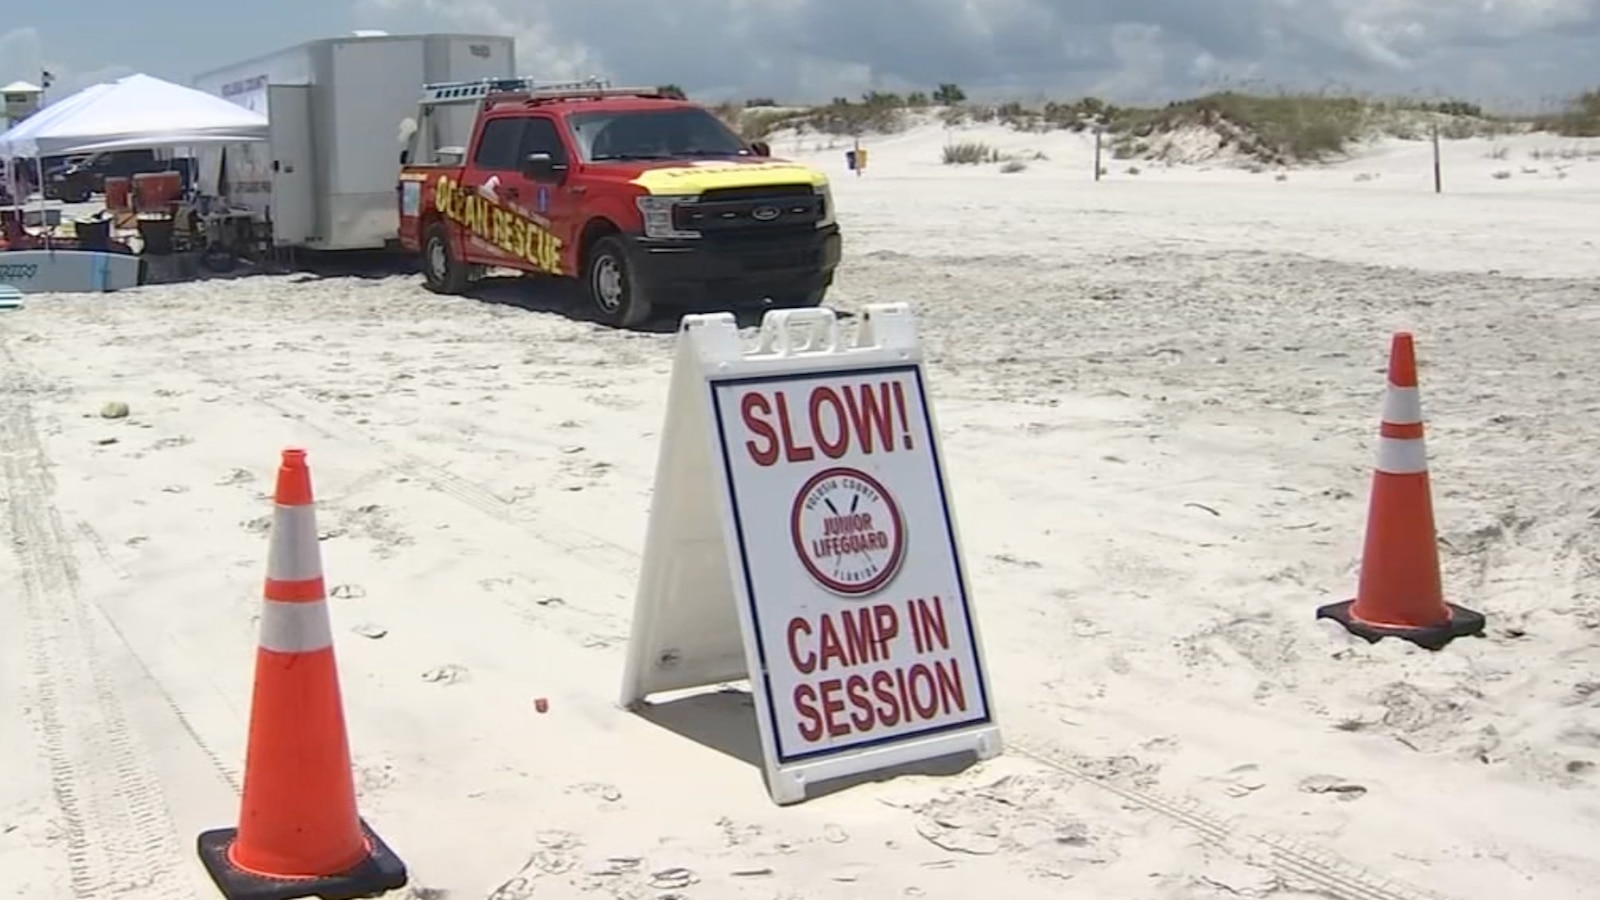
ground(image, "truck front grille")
xmin=673 ymin=184 xmax=824 ymax=234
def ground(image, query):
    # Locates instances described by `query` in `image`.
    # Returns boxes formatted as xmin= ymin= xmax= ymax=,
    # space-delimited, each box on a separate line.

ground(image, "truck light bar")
xmin=418 ymin=76 xmax=665 ymax=107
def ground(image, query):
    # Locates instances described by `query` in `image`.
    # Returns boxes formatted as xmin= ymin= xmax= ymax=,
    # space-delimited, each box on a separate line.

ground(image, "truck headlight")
xmin=815 ymin=183 xmax=835 ymax=228
xmin=636 ymin=195 xmax=701 ymax=239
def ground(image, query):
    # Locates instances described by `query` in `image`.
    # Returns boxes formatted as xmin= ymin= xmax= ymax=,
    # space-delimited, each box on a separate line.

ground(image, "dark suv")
xmin=43 ymin=150 xmax=193 ymax=203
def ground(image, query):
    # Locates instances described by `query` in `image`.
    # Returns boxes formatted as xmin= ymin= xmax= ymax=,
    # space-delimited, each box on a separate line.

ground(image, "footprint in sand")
xmin=566 ymin=782 xmax=623 ymax=805
xmin=420 ymin=664 xmax=469 ymax=685
xmin=991 ymin=552 xmax=1043 ymax=569
xmin=584 ymin=392 xmax=638 ymax=411
xmin=355 ymin=759 xmax=398 ymax=793
xmin=217 ymin=464 xmax=254 ymax=486
xmin=338 ymin=503 xmax=414 ymax=558
xmin=1299 ymin=774 xmax=1367 ymax=800
xmin=555 ymin=455 xmax=613 ymax=491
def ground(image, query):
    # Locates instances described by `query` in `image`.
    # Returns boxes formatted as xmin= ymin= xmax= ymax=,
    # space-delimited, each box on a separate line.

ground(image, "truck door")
xmin=511 ymin=115 xmax=575 ymax=276
xmin=458 ymin=115 xmax=526 ymax=269
xmin=266 ymin=84 xmax=316 ymax=246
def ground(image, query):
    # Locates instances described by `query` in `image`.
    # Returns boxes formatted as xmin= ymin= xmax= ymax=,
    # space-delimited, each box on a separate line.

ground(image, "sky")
xmin=3 ymin=0 xmax=1598 ymax=111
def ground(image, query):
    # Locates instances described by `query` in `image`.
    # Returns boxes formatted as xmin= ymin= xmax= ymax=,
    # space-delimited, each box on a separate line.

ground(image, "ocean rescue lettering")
xmin=786 ymin=597 xmax=970 ymax=742
xmin=434 ymin=175 xmax=562 ymax=274
xmin=741 ymin=380 xmax=917 ymax=467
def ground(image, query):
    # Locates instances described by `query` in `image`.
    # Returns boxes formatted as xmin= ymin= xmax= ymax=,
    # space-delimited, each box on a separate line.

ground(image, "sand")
xmin=3 ymin=122 xmax=1600 ymax=900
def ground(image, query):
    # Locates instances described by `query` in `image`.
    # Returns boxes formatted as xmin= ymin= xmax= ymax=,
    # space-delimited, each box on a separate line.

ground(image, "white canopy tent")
xmin=0 ymin=82 xmax=114 ymax=157
xmin=0 ymin=73 xmax=267 ymax=158
xmin=3 ymin=83 xmax=113 ymax=208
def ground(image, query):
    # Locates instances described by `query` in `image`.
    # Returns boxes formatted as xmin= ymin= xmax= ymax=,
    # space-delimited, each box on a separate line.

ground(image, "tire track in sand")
xmin=0 ymin=337 xmax=190 ymax=899
xmin=73 ymin=520 xmax=244 ymax=795
xmin=1013 ymin=744 xmax=1448 ymax=900
xmin=184 ymin=356 xmax=1451 ymax=900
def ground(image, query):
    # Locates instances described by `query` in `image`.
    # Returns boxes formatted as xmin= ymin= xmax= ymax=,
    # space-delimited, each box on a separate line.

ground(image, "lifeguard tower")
xmin=2 ymin=80 xmax=43 ymax=128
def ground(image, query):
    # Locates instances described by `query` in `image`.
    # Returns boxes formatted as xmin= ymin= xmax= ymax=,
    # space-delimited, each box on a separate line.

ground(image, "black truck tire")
xmin=585 ymin=235 xmax=654 ymax=329
xmin=422 ymin=221 xmax=469 ymax=295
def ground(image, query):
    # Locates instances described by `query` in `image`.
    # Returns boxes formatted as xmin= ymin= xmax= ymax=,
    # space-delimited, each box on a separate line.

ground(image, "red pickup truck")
xmin=397 ymin=79 xmax=842 ymax=328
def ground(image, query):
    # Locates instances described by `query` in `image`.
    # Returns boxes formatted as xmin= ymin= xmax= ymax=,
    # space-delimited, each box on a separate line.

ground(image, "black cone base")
xmin=1316 ymin=598 xmax=1486 ymax=651
xmin=196 ymin=819 xmax=407 ymax=900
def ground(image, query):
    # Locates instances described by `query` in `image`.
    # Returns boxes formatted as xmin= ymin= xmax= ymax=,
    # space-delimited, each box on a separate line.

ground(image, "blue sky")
xmin=4 ymin=0 xmax=1599 ymax=110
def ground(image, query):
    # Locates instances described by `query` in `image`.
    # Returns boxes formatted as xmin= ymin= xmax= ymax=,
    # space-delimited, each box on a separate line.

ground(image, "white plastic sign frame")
xmin=620 ymin=303 xmax=1002 ymax=805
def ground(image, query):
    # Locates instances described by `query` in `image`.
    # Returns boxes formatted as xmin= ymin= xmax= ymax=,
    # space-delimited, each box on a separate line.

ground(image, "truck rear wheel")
xmin=422 ymin=221 xmax=468 ymax=294
xmin=586 ymin=236 xmax=654 ymax=329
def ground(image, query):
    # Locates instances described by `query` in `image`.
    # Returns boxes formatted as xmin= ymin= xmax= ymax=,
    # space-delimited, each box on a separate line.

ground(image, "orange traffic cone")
xmin=1316 ymin=333 xmax=1485 ymax=650
xmin=198 ymin=448 xmax=407 ymax=900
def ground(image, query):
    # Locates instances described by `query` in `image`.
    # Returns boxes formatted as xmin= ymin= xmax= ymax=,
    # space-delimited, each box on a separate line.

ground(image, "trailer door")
xmin=267 ymin=84 xmax=316 ymax=245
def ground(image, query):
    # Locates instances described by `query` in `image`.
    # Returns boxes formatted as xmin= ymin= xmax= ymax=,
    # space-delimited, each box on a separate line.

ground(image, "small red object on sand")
xmin=534 ymin=698 xmax=549 ymax=714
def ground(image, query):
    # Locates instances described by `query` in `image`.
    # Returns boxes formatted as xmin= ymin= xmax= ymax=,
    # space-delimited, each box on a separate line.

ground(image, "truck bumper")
xmin=623 ymin=225 xmax=842 ymax=309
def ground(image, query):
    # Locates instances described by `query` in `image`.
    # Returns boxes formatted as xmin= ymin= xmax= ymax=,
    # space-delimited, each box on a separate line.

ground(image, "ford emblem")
xmin=751 ymin=204 xmax=781 ymax=222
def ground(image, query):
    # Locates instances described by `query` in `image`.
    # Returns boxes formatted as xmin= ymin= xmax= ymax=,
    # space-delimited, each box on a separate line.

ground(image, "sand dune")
xmin=2 ymin=125 xmax=1599 ymax=900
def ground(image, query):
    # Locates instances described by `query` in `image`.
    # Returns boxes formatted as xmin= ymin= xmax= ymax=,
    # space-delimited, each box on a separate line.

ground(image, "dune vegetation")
xmin=694 ymin=82 xmax=1600 ymax=167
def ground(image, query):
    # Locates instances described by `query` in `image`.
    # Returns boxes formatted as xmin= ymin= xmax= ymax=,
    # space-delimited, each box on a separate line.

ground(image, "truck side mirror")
xmin=749 ymin=141 xmax=771 ymax=158
xmin=520 ymin=152 xmax=564 ymax=182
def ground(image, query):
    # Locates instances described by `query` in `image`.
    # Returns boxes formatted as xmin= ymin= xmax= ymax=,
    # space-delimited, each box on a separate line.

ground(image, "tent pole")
xmin=34 ymin=156 xmax=49 ymax=249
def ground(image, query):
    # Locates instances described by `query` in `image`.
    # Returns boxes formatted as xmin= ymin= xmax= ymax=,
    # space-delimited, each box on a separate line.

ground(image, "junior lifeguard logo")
xmin=790 ymin=467 xmax=906 ymax=597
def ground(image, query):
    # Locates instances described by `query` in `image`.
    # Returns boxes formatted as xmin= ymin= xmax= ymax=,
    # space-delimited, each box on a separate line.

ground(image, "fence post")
xmin=1094 ymin=125 xmax=1103 ymax=182
xmin=1431 ymin=121 xmax=1442 ymax=194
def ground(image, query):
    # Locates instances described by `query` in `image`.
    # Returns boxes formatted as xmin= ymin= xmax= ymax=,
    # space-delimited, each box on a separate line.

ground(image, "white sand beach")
xmin=4 ymin=122 xmax=1600 ymax=900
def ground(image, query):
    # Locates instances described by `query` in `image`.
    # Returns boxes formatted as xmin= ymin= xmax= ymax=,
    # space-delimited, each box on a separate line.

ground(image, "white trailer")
xmin=191 ymin=32 xmax=515 ymax=252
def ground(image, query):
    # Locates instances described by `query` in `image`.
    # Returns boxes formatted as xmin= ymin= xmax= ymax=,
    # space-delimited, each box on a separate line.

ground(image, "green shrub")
xmin=1107 ymin=92 xmax=1369 ymax=163
xmin=738 ymin=108 xmax=809 ymax=140
xmin=711 ymin=79 xmax=1567 ymax=162
xmin=1552 ymin=89 xmax=1600 ymax=137
xmin=807 ymin=99 xmax=906 ymax=136
xmin=943 ymin=142 xmax=1000 ymax=165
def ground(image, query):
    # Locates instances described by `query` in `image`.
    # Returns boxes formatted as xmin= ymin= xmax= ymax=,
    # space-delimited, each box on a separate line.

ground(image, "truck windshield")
xmin=567 ymin=107 xmax=752 ymax=163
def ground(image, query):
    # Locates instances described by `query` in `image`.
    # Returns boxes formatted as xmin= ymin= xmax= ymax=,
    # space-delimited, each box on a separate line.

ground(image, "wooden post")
xmin=1431 ymin=121 xmax=1442 ymax=194
xmin=1094 ymin=126 xmax=1103 ymax=182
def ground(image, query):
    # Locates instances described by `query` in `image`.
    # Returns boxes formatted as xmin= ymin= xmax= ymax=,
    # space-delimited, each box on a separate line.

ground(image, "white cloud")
xmin=0 ymin=27 xmax=47 ymax=86
xmin=352 ymin=0 xmax=1600 ymax=106
xmin=1 ymin=27 xmax=133 ymax=103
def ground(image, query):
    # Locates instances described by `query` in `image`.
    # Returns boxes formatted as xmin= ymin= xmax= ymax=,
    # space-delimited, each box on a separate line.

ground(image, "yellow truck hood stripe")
xmin=630 ymin=162 xmax=828 ymax=195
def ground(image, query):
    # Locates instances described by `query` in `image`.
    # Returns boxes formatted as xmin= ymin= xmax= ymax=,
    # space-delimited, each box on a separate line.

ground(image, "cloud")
xmin=352 ymin=0 xmax=1600 ymax=106
xmin=0 ymin=27 xmax=45 ymax=86
xmin=1 ymin=27 xmax=133 ymax=102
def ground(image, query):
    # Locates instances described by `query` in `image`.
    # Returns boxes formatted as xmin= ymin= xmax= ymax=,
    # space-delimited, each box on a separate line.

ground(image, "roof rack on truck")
xmin=418 ymin=76 xmax=664 ymax=108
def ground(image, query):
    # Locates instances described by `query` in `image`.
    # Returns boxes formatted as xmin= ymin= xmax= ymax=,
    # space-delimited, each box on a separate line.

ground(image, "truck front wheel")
xmin=585 ymin=236 xmax=654 ymax=329
xmin=422 ymin=222 xmax=468 ymax=294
